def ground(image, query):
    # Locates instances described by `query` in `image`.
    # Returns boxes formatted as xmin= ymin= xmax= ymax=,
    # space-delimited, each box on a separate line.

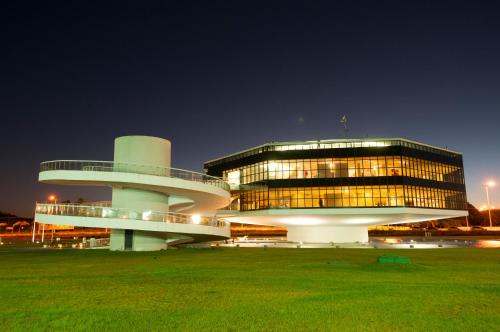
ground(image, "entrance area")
xmin=124 ymin=229 xmax=134 ymax=250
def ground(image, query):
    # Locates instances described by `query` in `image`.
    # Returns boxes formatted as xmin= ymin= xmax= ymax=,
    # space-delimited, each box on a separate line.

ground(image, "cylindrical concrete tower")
xmin=114 ymin=135 xmax=171 ymax=170
xmin=110 ymin=136 xmax=173 ymax=251
xmin=36 ymin=134 xmax=231 ymax=251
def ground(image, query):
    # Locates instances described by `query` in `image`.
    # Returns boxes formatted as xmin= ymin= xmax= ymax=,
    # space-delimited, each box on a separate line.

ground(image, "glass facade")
xmin=205 ymin=138 xmax=467 ymax=212
xmin=222 ymin=156 xmax=464 ymax=185
xmin=238 ymin=185 xmax=466 ymax=211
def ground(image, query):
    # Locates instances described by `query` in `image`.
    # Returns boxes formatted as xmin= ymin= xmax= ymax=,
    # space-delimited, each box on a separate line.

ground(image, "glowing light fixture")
xmin=191 ymin=214 xmax=201 ymax=224
xmin=277 ymin=217 xmax=323 ymax=226
xmin=142 ymin=210 xmax=152 ymax=220
xmin=483 ymin=180 xmax=496 ymax=227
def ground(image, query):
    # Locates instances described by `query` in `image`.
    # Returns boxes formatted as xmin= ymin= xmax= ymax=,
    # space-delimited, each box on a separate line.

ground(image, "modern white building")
xmin=205 ymin=138 xmax=468 ymax=243
xmin=35 ymin=136 xmax=468 ymax=249
xmin=35 ymin=136 xmax=231 ymax=251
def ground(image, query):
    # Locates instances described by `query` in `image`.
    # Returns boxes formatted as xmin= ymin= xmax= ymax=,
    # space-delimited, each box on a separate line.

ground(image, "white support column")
xmin=41 ymin=223 xmax=45 ymax=243
xmin=110 ymin=136 xmax=173 ymax=251
xmin=31 ymin=221 xmax=36 ymax=243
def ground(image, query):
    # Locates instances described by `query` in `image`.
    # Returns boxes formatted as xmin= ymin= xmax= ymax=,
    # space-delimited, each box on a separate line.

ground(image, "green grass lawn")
xmin=0 ymin=248 xmax=498 ymax=331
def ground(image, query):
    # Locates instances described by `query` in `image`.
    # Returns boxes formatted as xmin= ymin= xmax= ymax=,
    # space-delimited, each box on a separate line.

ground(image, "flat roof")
xmin=205 ymin=138 xmax=462 ymax=165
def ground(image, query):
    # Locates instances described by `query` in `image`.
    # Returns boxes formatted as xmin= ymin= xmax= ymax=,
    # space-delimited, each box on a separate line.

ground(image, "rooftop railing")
xmin=40 ymin=160 xmax=230 ymax=191
xmin=205 ymin=138 xmax=462 ymax=167
xmin=35 ymin=203 xmax=230 ymax=229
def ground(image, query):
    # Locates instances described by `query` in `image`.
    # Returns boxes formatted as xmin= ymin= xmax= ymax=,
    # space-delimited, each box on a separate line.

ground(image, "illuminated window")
xmin=227 ymin=170 xmax=240 ymax=185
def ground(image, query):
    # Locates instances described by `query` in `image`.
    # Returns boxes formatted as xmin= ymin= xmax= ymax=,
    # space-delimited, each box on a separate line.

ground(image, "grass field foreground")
xmin=0 ymin=248 xmax=499 ymax=331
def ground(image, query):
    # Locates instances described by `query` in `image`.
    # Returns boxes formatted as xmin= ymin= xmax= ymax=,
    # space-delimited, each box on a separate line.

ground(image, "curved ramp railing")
xmin=40 ymin=160 xmax=229 ymax=191
xmin=35 ymin=203 xmax=230 ymax=229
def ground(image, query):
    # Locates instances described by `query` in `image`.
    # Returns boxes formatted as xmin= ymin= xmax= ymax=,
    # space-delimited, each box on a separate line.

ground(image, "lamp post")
xmin=49 ymin=195 xmax=57 ymax=242
xmin=484 ymin=181 xmax=495 ymax=228
xmin=42 ymin=194 xmax=57 ymax=243
xmin=31 ymin=205 xmax=37 ymax=243
xmin=41 ymin=222 xmax=45 ymax=243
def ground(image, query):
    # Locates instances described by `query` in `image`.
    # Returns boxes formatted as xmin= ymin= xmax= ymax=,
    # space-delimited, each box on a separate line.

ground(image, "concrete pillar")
xmin=110 ymin=136 xmax=173 ymax=251
xmin=110 ymin=229 xmax=125 ymax=251
xmin=287 ymin=226 xmax=369 ymax=243
xmin=112 ymin=188 xmax=170 ymax=212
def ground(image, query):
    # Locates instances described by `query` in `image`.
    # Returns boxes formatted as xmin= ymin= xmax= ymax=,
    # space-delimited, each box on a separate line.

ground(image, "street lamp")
xmin=48 ymin=195 xmax=58 ymax=242
xmin=42 ymin=194 xmax=57 ymax=243
xmin=48 ymin=195 xmax=57 ymax=204
xmin=483 ymin=181 xmax=495 ymax=228
xmin=31 ymin=207 xmax=37 ymax=243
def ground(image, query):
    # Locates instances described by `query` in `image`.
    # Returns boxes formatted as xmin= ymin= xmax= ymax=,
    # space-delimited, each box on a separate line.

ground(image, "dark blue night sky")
xmin=2 ymin=1 xmax=499 ymax=216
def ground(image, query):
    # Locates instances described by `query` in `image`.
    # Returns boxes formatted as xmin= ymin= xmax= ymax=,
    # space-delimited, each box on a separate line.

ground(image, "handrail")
xmin=40 ymin=160 xmax=230 ymax=191
xmin=35 ymin=203 xmax=230 ymax=229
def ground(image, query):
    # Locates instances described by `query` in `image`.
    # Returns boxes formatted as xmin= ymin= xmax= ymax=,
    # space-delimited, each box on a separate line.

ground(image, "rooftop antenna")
xmin=340 ymin=115 xmax=348 ymax=138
